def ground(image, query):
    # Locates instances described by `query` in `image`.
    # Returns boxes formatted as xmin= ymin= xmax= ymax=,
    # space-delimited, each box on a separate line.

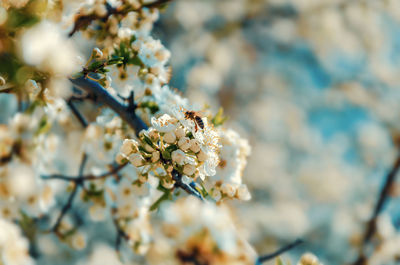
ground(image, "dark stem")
xmin=70 ymin=77 xmax=147 ymax=136
xmin=52 ymin=153 xmax=88 ymax=234
xmin=172 ymin=170 xmax=204 ymax=201
xmin=69 ymin=76 xmax=205 ymax=200
xmin=364 ymin=154 xmax=400 ymax=241
xmin=52 ymin=182 xmax=80 ymax=233
xmin=67 ymin=98 xmax=89 ymax=127
xmin=351 ymin=152 xmax=400 ymax=265
xmin=112 ymin=208 xmax=130 ymax=252
xmin=42 ymin=162 xmax=128 ymax=182
xmin=256 ymin=239 xmax=303 ymax=264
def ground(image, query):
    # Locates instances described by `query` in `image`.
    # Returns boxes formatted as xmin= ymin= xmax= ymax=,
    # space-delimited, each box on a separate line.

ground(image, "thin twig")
xmin=52 ymin=153 xmax=88 ymax=234
xmin=111 ymin=208 xmax=130 ymax=253
xmin=81 ymin=162 xmax=127 ymax=180
xmin=52 ymin=182 xmax=80 ymax=233
xmin=172 ymin=170 xmax=204 ymax=201
xmin=351 ymin=152 xmax=400 ymax=265
xmin=67 ymin=99 xmax=89 ymax=127
xmin=70 ymin=76 xmax=205 ymax=200
xmin=256 ymin=239 xmax=303 ymax=264
xmin=70 ymin=77 xmax=147 ymax=136
xmin=42 ymin=162 xmax=128 ymax=182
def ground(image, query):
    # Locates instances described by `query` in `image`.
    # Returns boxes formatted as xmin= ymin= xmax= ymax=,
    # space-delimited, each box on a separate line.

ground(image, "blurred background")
xmin=152 ymin=1 xmax=400 ymax=264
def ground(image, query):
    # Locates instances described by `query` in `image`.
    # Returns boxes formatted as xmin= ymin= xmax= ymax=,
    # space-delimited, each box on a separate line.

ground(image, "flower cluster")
xmin=147 ymin=197 xmax=257 ymax=265
xmin=0 ymin=112 xmax=56 ymax=220
xmin=106 ymin=33 xmax=172 ymax=99
xmin=208 ymin=128 xmax=251 ymax=201
xmin=0 ymin=218 xmax=34 ymax=265
xmin=71 ymin=0 xmax=159 ymax=51
xmin=117 ymin=109 xmax=220 ymax=191
xmin=0 ymin=0 xmax=321 ymax=264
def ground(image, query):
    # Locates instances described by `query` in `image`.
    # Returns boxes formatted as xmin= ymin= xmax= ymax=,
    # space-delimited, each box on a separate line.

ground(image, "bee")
xmin=183 ymin=109 xmax=204 ymax=132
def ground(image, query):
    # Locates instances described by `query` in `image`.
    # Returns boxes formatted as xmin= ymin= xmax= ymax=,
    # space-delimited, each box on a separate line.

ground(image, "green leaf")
xmin=161 ymin=144 xmax=178 ymax=160
xmin=128 ymin=56 xmax=142 ymax=66
xmin=25 ymin=100 xmax=41 ymax=114
xmin=108 ymin=56 xmax=124 ymax=65
xmin=165 ymin=144 xmax=178 ymax=153
xmin=140 ymin=101 xmax=159 ymax=114
xmin=0 ymin=53 xmax=23 ymax=84
xmin=88 ymin=60 xmax=105 ymax=72
xmin=211 ymin=107 xmax=228 ymax=127
xmin=161 ymin=150 xmax=171 ymax=160
xmin=142 ymin=134 xmax=155 ymax=147
xmin=138 ymin=145 xmax=149 ymax=154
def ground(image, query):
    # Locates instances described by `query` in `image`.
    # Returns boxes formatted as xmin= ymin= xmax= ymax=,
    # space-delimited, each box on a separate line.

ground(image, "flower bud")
xmin=175 ymin=127 xmax=185 ymax=139
xmin=171 ymin=150 xmax=186 ymax=165
xmin=178 ymin=137 xmax=191 ymax=151
xmin=197 ymin=150 xmax=207 ymax=162
xmin=189 ymin=139 xmax=200 ymax=153
xmin=93 ymin=47 xmax=103 ymax=58
xmin=129 ymin=153 xmax=144 ymax=167
xmin=164 ymin=131 xmax=176 ymax=144
xmin=147 ymin=128 xmax=159 ymax=140
xmin=120 ymin=139 xmax=137 ymax=156
xmin=151 ymin=151 xmax=160 ymax=163
xmin=144 ymin=144 xmax=155 ymax=153
xmin=183 ymin=164 xmax=196 ymax=176
xmin=127 ymin=0 xmax=141 ymax=9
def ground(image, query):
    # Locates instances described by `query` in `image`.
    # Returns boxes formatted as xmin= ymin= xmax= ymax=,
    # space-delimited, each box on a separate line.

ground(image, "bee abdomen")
xmin=195 ymin=116 xmax=204 ymax=129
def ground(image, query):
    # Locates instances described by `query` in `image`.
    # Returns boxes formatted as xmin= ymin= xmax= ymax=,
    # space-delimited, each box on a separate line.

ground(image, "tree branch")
xmin=67 ymin=98 xmax=89 ymax=127
xmin=172 ymin=169 xmax=204 ymax=201
xmin=351 ymin=152 xmax=400 ymax=265
xmin=52 ymin=153 xmax=88 ymax=234
xmin=70 ymin=76 xmax=204 ymax=200
xmin=42 ymin=162 xmax=127 ymax=182
xmin=111 ymin=208 xmax=130 ymax=253
xmin=256 ymin=239 xmax=303 ymax=265
xmin=70 ymin=76 xmax=147 ymax=136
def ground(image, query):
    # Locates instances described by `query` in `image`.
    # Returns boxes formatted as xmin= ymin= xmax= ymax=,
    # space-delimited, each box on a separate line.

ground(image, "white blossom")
xmin=0 ymin=218 xmax=35 ymax=265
